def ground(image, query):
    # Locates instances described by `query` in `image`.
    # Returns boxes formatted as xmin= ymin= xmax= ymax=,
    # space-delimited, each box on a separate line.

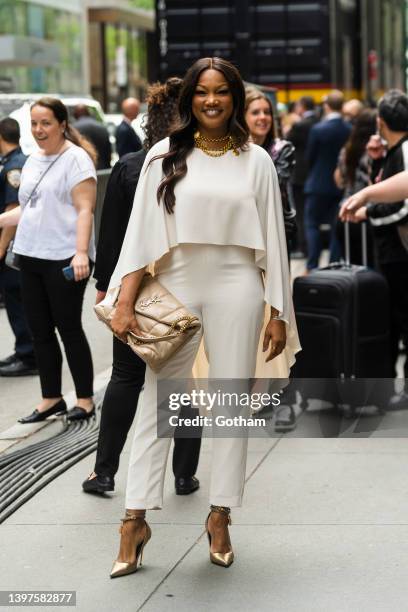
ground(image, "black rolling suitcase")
xmin=292 ymin=222 xmax=391 ymax=410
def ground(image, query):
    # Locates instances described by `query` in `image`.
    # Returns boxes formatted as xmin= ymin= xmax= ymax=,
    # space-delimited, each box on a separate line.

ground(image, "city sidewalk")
xmin=2 ymin=429 xmax=408 ymax=611
xmin=2 ymin=272 xmax=408 ymax=611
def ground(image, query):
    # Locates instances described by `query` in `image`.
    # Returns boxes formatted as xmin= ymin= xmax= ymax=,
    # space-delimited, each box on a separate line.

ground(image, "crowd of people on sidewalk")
xmin=0 ymin=56 xmax=407 ymax=576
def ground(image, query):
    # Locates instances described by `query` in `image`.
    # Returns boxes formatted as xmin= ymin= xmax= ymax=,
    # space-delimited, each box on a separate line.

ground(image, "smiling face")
xmin=245 ymin=97 xmax=273 ymax=146
xmin=31 ymin=104 xmax=66 ymax=153
xmin=192 ymin=69 xmax=234 ymax=139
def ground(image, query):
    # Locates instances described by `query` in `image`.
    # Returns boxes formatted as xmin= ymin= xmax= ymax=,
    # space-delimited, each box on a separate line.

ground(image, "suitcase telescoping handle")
xmin=344 ymin=220 xmax=368 ymax=267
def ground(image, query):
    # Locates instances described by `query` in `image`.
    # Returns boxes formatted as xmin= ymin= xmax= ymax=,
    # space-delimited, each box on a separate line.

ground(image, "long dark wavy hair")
xmin=31 ymin=97 xmax=97 ymax=166
xmin=344 ymin=108 xmax=377 ymax=184
xmin=151 ymin=57 xmax=249 ymax=214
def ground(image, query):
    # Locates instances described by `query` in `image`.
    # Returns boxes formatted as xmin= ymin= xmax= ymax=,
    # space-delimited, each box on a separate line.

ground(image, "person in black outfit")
xmin=286 ymin=96 xmax=318 ymax=258
xmin=115 ymin=98 xmax=143 ymax=158
xmin=334 ymin=108 xmax=377 ymax=267
xmin=0 ymin=118 xmax=37 ymax=376
xmin=73 ymin=105 xmax=112 ymax=170
xmin=83 ymin=78 xmax=201 ymax=496
xmin=341 ymin=90 xmax=408 ymax=409
xmin=304 ymin=91 xmax=351 ymax=270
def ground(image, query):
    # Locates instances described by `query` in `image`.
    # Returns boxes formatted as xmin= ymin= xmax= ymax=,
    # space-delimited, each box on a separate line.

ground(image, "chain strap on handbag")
xmin=128 ymin=315 xmax=200 ymax=345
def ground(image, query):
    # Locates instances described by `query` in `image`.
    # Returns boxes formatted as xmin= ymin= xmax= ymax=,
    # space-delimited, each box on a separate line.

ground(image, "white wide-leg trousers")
xmin=125 ymin=244 xmax=265 ymax=509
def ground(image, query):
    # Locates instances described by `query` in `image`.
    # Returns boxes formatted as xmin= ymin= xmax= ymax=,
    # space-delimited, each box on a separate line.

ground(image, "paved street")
xmin=2 ymin=431 xmax=408 ymax=611
xmin=1 ymin=265 xmax=408 ymax=612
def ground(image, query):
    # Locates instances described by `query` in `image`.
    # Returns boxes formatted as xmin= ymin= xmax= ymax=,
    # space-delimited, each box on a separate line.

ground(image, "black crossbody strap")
xmin=26 ymin=146 xmax=70 ymax=201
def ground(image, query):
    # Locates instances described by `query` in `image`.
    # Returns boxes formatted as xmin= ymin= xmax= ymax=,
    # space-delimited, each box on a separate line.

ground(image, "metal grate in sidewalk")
xmin=0 ymin=411 xmax=100 ymax=524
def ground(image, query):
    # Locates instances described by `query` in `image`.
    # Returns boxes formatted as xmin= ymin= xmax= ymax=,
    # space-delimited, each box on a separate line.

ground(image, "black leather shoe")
xmin=82 ymin=474 xmax=115 ymax=494
xmin=66 ymin=404 xmax=96 ymax=421
xmin=175 ymin=476 xmax=200 ymax=495
xmin=0 ymin=358 xmax=38 ymax=377
xmin=18 ymin=399 xmax=67 ymax=424
xmin=388 ymin=391 xmax=408 ymax=411
xmin=274 ymin=405 xmax=297 ymax=433
xmin=0 ymin=353 xmax=18 ymax=367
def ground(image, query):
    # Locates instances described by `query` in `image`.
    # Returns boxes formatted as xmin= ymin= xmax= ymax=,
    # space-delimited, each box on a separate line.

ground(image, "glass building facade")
xmin=89 ymin=19 xmax=148 ymax=112
xmin=0 ymin=0 xmax=154 ymax=111
xmin=0 ymin=0 xmax=85 ymax=94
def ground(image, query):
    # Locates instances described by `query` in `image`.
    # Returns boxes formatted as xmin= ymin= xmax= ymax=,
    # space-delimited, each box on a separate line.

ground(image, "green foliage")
xmin=129 ymin=0 xmax=154 ymax=10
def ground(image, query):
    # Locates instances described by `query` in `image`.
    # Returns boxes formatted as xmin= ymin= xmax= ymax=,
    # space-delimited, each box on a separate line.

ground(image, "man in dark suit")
xmin=115 ymin=97 xmax=143 ymax=158
xmin=304 ymin=90 xmax=351 ymax=270
xmin=73 ymin=105 xmax=112 ymax=170
xmin=287 ymin=96 xmax=318 ymax=258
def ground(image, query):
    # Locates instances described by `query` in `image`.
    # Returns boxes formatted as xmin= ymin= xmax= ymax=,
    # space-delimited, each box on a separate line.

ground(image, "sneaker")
xmin=387 ymin=391 xmax=408 ymax=411
xmin=274 ymin=405 xmax=297 ymax=433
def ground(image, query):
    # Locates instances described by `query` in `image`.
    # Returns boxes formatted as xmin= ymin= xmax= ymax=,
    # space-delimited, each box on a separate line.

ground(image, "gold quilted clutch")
xmin=94 ymin=273 xmax=201 ymax=372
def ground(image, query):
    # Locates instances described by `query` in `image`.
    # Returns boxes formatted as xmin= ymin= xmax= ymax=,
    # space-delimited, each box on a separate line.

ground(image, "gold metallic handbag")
xmin=94 ymin=273 xmax=201 ymax=372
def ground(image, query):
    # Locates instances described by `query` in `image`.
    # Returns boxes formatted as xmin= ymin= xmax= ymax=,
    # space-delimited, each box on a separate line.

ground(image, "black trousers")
xmin=95 ymin=337 xmax=202 ymax=480
xmin=0 ymin=261 xmax=35 ymax=364
xmin=292 ymin=183 xmax=307 ymax=254
xmin=380 ymin=261 xmax=408 ymax=381
xmin=19 ymin=255 xmax=94 ymax=398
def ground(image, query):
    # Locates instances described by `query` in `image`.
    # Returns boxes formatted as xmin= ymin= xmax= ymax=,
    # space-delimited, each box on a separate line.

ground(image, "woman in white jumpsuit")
xmin=108 ymin=57 xmax=300 ymax=577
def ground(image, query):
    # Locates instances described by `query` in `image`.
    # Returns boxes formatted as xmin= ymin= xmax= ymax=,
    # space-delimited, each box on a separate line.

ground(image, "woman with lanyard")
xmin=107 ymin=57 xmax=300 ymax=577
xmin=0 ymin=97 xmax=97 ymax=423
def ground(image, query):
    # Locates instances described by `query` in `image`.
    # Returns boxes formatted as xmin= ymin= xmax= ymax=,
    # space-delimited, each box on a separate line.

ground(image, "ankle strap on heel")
xmin=121 ymin=512 xmax=146 ymax=523
xmin=119 ymin=513 xmax=146 ymax=534
xmin=210 ymin=505 xmax=231 ymax=524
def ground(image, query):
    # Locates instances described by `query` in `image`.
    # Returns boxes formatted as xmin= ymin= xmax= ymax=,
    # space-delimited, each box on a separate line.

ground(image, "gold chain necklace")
xmin=194 ymin=131 xmax=239 ymax=157
xmin=195 ymin=131 xmax=230 ymax=143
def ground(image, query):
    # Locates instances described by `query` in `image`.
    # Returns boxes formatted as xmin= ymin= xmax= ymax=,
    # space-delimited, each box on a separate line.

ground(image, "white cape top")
xmin=109 ymin=137 xmax=301 ymax=374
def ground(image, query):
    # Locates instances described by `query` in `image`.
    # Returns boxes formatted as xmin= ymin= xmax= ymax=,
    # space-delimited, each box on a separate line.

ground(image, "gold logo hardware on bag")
xmin=94 ymin=273 xmax=201 ymax=372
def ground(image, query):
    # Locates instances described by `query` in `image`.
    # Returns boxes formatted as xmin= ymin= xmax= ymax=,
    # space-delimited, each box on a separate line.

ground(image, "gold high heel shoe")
xmin=110 ymin=514 xmax=152 ymax=579
xmin=205 ymin=505 xmax=234 ymax=568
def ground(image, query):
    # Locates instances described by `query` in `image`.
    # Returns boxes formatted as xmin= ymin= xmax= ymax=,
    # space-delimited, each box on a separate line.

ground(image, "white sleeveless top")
xmin=14 ymin=144 xmax=97 ymax=261
xmin=109 ymin=137 xmax=300 ymax=371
